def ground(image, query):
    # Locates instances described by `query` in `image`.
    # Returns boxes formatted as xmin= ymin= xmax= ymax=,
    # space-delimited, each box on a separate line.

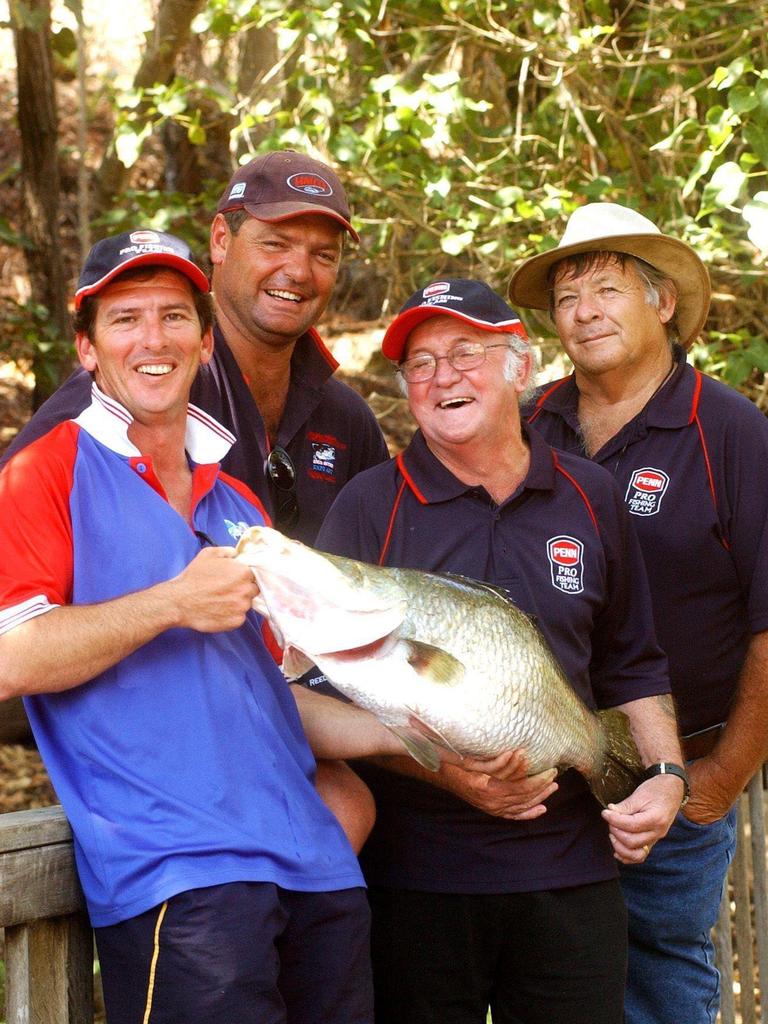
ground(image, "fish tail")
xmin=589 ymin=708 xmax=645 ymax=807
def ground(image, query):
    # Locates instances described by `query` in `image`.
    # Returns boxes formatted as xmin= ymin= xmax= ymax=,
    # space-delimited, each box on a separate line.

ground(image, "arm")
xmin=0 ymin=546 xmax=259 ymax=698
xmin=290 ymin=686 xmax=405 ymax=760
xmin=685 ymin=629 xmax=768 ymax=824
xmin=601 ymin=693 xmax=686 ymax=863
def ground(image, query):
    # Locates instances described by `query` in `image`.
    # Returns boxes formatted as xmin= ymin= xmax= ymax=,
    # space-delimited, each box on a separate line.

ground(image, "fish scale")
xmin=235 ymin=525 xmax=645 ymax=806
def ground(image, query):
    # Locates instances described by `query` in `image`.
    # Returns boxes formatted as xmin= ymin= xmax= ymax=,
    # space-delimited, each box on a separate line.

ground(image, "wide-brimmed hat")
xmin=508 ymin=203 xmax=711 ymax=348
xmin=382 ymin=279 xmax=528 ymax=362
xmin=75 ymin=229 xmax=209 ymax=309
xmin=215 ymin=150 xmax=358 ymax=242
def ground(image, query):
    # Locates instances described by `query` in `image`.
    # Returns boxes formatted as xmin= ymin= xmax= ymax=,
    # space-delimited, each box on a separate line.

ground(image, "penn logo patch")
xmin=129 ymin=230 xmax=160 ymax=245
xmin=625 ymin=467 xmax=670 ymax=517
xmin=423 ymin=282 xmax=450 ymax=298
xmin=287 ymin=173 xmax=333 ymax=196
xmin=547 ymin=536 xmax=584 ymax=594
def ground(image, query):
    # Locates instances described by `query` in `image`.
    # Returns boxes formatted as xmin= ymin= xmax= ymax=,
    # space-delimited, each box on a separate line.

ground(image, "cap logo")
xmin=228 ymin=182 xmax=247 ymax=200
xmin=423 ymin=282 xmax=450 ymax=298
xmin=287 ymin=173 xmax=333 ymax=197
xmin=129 ymin=230 xmax=161 ymax=245
xmin=547 ymin=535 xmax=584 ymax=594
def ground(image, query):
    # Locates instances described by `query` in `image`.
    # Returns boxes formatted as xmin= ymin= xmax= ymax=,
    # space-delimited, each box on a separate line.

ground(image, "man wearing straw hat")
xmin=509 ymin=202 xmax=768 ymax=1024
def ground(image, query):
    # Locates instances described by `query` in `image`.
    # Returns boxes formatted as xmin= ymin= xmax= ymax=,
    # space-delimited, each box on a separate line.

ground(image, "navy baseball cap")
xmin=216 ymin=150 xmax=359 ymax=242
xmin=382 ymin=279 xmax=529 ymax=361
xmin=75 ymin=230 xmax=210 ymax=309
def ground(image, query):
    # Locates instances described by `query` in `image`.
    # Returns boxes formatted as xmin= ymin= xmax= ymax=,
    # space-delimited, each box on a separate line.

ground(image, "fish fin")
xmin=388 ymin=726 xmax=442 ymax=772
xmin=405 ymin=641 xmax=465 ymax=687
xmin=404 ymin=708 xmax=463 ymax=758
xmin=281 ymin=646 xmax=314 ymax=681
xmin=589 ymin=708 xmax=645 ymax=807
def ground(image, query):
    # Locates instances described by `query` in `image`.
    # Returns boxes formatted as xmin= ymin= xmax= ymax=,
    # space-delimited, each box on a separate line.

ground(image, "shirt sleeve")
xmin=0 ymin=423 xmax=78 ymax=634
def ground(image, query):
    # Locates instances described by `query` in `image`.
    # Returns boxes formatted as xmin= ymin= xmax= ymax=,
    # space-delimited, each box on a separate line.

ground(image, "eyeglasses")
xmin=264 ymin=446 xmax=299 ymax=530
xmin=398 ymin=341 xmax=514 ymax=383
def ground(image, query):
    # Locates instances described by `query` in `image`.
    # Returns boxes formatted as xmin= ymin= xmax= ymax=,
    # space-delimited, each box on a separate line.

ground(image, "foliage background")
xmin=3 ymin=0 xmax=768 ymax=405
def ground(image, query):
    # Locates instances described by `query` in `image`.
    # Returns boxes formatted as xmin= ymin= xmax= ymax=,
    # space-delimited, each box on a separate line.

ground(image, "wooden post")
xmin=0 ymin=807 xmax=92 ymax=1023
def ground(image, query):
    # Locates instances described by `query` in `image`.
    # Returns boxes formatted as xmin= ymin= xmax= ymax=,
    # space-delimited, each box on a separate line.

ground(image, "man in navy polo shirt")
xmin=0 ymin=231 xmax=404 ymax=1024
xmin=0 ymin=149 xmax=389 ymax=544
xmin=310 ymin=279 xmax=687 ymax=1024
xmin=509 ymin=202 xmax=768 ymax=1024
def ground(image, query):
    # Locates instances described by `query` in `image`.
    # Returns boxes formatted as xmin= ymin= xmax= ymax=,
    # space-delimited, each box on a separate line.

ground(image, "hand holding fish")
xmin=433 ymin=757 xmax=559 ymax=821
xmin=166 ymin=547 xmax=261 ymax=632
xmin=601 ymin=773 xmax=685 ymax=863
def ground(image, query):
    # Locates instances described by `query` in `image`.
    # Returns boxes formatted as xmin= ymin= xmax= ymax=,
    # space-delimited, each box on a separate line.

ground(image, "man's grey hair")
xmin=546 ymin=251 xmax=680 ymax=346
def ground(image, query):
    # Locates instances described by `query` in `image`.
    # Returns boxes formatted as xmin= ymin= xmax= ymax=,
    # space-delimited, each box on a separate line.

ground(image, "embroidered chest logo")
xmin=308 ymin=432 xmax=347 ymax=484
xmin=625 ymin=467 xmax=670 ymax=517
xmin=547 ymin=536 xmax=584 ymax=594
xmin=224 ymin=519 xmax=250 ymax=541
xmin=311 ymin=442 xmax=338 ymax=480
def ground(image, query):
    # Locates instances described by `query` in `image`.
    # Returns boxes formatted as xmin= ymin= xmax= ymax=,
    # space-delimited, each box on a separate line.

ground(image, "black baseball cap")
xmin=216 ymin=150 xmax=359 ymax=242
xmin=382 ymin=279 xmax=529 ymax=361
xmin=74 ymin=229 xmax=209 ymax=309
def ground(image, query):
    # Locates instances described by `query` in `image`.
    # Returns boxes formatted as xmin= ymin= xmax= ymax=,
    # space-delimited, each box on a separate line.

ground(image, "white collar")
xmin=73 ymin=382 xmax=236 ymax=464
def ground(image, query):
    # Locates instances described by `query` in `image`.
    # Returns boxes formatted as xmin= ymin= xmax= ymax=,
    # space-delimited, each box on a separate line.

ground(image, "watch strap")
xmin=643 ymin=761 xmax=690 ymax=805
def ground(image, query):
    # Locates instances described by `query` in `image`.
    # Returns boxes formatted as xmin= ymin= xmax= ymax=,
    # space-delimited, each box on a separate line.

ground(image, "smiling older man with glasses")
xmin=301 ymin=277 xmax=685 ymax=1024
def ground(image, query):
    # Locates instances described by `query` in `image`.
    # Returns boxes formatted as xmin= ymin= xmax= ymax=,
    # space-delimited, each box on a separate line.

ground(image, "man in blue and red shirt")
xmin=0 ymin=150 xmax=389 ymax=847
xmin=509 ymin=202 xmax=768 ymax=1024
xmin=309 ymin=279 xmax=687 ymax=1024
xmin=0 ymin=231 xmax=400 ymax=1024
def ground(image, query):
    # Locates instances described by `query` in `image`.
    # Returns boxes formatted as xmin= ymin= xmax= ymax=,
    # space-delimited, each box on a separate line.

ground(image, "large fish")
xmin=235 ymin=525 xmax=644 ymax=806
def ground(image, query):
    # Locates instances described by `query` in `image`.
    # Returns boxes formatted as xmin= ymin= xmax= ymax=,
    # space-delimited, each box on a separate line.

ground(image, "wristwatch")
xmin=643 ymin=762 xmax=690 ymax=806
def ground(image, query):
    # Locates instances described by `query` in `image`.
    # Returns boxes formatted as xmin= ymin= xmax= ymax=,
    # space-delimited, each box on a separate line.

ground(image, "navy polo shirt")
xmin=525 ymin=349 xmax=768 ymax=736
xmin=314 ymin=425 xmax=669 ymax=894
xmin=0 ymin=325 xmax=389 ymax=545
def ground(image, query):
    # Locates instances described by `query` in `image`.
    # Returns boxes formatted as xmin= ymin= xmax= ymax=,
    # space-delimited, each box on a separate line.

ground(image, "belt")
xmin=681 ymin=723 xmax=725 ymax=761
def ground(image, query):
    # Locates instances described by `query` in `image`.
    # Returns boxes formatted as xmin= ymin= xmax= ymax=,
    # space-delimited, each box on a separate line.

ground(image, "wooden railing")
xmin=0 ymin=806 xmax=93 ymax=1023
xmin=716 ymin=770 xmax=768 ymax=1024
xmin=0 ymin=785 xmax=765 ymax=1024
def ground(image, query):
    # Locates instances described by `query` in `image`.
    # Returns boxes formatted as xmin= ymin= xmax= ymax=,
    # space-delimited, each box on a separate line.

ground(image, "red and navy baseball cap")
xmin=75 ymin=229 xmax=210 ymax=309
xmin=216 ymin=150 xmax=359 ymax=242
xmin=381 ymin=279 xmax=529 ymax=362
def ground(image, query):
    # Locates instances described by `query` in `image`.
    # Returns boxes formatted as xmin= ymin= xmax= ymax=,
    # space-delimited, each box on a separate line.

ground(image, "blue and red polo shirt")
xmin=311 ymin=425 xmax=670 ymax=894
xmin=525 ymin=349 xmax=768 ymax=737
xmin=0 ymin=385 xmax=364 ymax=926
xmin=0 ymin=325 xmax=390 ymax=545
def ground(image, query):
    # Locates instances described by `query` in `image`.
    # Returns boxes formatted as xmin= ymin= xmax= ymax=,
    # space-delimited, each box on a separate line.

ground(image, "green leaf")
xmin=742 ymin=191 xmax=768 ymax=253
xmin=683 ymin=150 xmax=714 ymax=199
xmin=728 ymin=85 xmax=759 ymax=115
xmin=703 ymin=161 xmax=745 ymax=208
xmin=744 ymin=123 xmax=768 ymax=167
xmin=440 ymin=230 xmax=474 ymax=255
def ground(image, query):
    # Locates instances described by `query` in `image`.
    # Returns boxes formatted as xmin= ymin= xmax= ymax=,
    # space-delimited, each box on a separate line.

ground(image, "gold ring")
xmin=642 ymin=844 xmax=650 ymax=857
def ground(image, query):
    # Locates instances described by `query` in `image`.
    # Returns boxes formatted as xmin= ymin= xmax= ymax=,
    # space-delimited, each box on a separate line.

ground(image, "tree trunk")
xmin=11 ymin=0 xmax=71 ymax=407
xmin=93 ymin=0 xmax=207 ymax=209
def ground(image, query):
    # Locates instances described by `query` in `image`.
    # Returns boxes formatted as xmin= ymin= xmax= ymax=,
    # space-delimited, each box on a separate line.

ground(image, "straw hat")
xmin=508 ymin=203 xmax=711 ymax=348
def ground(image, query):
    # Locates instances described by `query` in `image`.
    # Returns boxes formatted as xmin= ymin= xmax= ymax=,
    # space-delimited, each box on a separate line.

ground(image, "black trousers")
xmin=94 ymin=881 xmax=373 ymax=1024
xmin=367 ymin=880 xmax=627 ymax=1024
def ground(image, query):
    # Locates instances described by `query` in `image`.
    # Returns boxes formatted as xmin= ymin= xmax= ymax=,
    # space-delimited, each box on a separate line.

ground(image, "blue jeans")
xmin=619 ymin=806 xmax=738 ymax=1024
